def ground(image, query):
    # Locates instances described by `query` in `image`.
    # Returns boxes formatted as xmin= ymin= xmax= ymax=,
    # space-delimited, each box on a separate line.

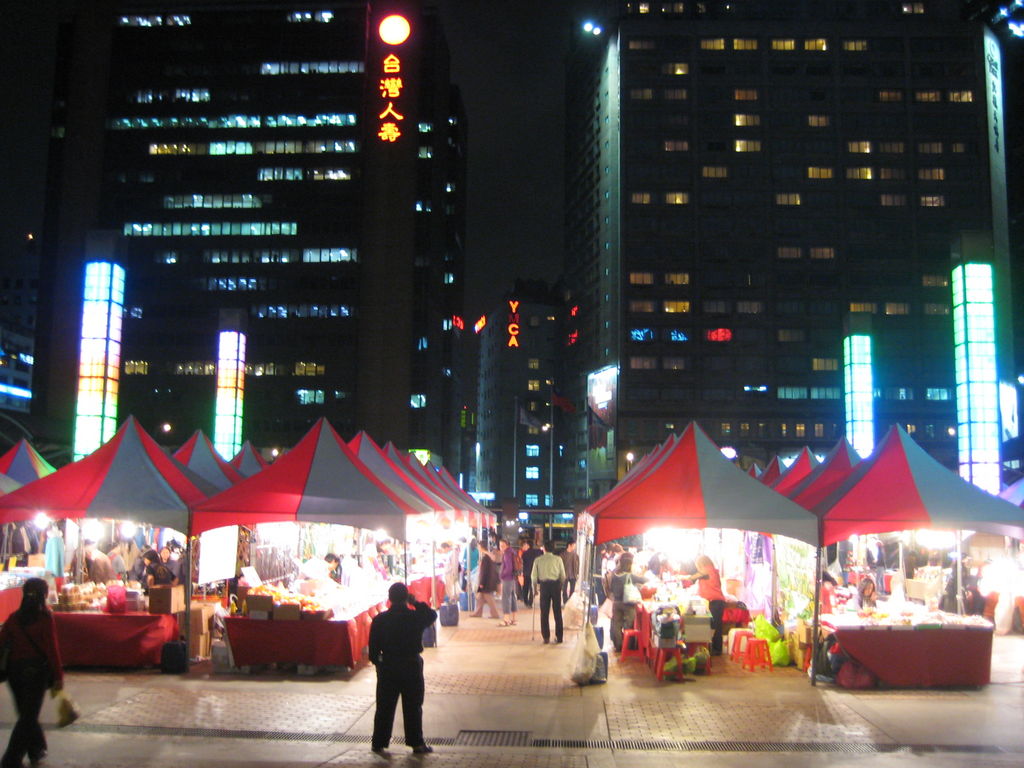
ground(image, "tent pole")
xmin=184 ymin=531 xmax=194 ymax=667
xmin=810 ymin=527 xmax=823 ymax=687
xmin=955 ymin=529 xmax=963 ymax=615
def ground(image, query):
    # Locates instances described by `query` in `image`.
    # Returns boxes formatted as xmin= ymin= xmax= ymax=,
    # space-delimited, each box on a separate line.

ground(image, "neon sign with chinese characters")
xmin=376 ymin=15 xmax=411 ymax=143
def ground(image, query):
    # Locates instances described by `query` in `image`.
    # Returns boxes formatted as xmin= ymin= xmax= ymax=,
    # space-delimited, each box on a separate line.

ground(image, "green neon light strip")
xmin=73 ymin=262 xmax=125 ymax=460
xmin=952 ymin=262 xmax=1000 ymax=493
xmin=214 ymin=331 xmax=246 ymax=459
xmin=843 ymin=334 xmax=874 ymax=458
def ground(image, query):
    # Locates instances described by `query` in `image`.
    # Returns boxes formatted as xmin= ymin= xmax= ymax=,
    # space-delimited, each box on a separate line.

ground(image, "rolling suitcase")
xmin=160 ymin=641 xmax=188 ymax=674
xmin=422 ymin=621 xmax=437 ymax=648
xmin=439 ymin=600 xmax=459 ymax=627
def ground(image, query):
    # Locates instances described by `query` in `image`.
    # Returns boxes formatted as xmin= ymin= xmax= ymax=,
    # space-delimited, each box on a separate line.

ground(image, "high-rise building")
xmin=563 ymin=1 xmax=1015 ymax=500
xmin=34 ymin=0 xmax=467 ymax=463
xmin=476 ymin=280 xmax=569 ymax=508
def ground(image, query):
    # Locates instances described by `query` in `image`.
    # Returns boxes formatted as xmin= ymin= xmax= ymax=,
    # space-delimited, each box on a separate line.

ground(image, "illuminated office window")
xmin=810 ymin=247 xmax=836 ymax=260
xmin=843 ymin=40 xmax=868 ymax=51
xmin=880 ymin=194 xmax=907 ymax=207
xmin=630 ymin=356 xmax=658 ymax=370
xmin=631 ymin=192 xmax=653 ymax=204
xmin=878 ymin=141 xmax=905 ymax=153
xmin=630 ymin=300 xmax=656 ymax=313
xmin=922 ymin=274 xmax=949 ymax=287
xmin=734 ymin=114 xmax=760 ymax=127
xmin=665 ymin=192 xmax=689 ymax=204
xmin=918 ymin=168 xmax=945 ymax=180
xmin=812 ymin=358 xmax=838 ymax=371
xmin=849 ymin=302 xmax=877 ymax=313
xmin=630 ymin=88 xmax=654 ymax=100
xmin=915 ymin=90 xmax=942 ymax=103
xmin=771 ymin=39 xmax=796 ymax=51
xmin=701 ymin=38 xmax=726 ymax=50
xmin=663 ymin=140 xmax=689 ymax=151
xmin=702 ymin=166 xmax=728 ymax=178
xmin=777 ymin=246 xmax=802 ymax=259
xmin=885 ymin=302 xmax=910 ymax=315
xmin=662 ymin=62 xmax=689 ymax=75
xmin=775 ymin=193 xmax=801 ymax=206
xmin=847 ymin=141 xmax=872 ymax=153
xmin=807 ymin=166 xmax=833 ymax=179
xmin=878 ymin=167 xmax=905 ymax=180
xmin=525 ymin=444 xmax=540 ymax=457
xmin=807 ymin=114 xmax=830 ymax=127
xmin=665 ymin=272 xmax=690 ymax=285
xmin=663 ymin=300 xmax=691 ymax=313
xmin=664 ymin=88 xmax=688 ymax=100
xmin=629 ymin=272 xmax=655 ymax=285
xmin=733 ymin=38 xmax=758 ymax=50
xmin=918 ymin=142 xmax=943 ymax=154
xmin=804 ymin=38 xmax=828 ymax=51
xmin=878 ymin=90 xmax=903 ymax=102
xmin=920 ymin=195 xmax=946 ymax=207
xmin=735 ymin=140 xmax=762 ymax=152
xmin=527 ymin=380 xmax=540 ymax=392
xmin=948 ymin=90 xmax=974 ymax=103
xmin=733 ymin=89 xmax=758 ymax=101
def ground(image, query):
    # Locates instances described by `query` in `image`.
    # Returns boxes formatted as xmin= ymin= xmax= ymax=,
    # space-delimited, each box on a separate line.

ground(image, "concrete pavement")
xmin=1 ymin=605 xmax=1021 ymax=767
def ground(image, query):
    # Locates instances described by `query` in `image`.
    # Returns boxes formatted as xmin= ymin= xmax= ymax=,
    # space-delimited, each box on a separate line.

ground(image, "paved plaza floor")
xmin=1 ymin=606 xmax=1021 ymax=767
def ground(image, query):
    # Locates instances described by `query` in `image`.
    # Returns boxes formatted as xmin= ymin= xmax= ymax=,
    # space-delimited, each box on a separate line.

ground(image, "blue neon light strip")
xmin=0 ymin=384 xmax=31 ymax=399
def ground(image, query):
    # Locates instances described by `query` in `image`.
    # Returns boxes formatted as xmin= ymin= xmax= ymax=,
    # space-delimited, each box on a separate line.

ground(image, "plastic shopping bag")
xmin=570 ymin=623 xmax=600 ymax=685
xmin=563 ymin=592 xmax=585 ymax=630
xmin=105 ymin=585 xmax=127 ymax=614
xmin=54 ymin=689 xmax=80 ymax=728
xmin=753 ymin=614 xmax=780 ymax=642
xmin=769 ymin=638 xmax=791 ymax=667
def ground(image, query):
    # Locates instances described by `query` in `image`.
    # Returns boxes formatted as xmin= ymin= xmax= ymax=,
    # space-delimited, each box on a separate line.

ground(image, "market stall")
xmin=0 ymin=438 xmax=56 ymax=486
xmin=588 ymin=423 xmax=819 ymax=679
xmin=191 ymin=419 xmax=429 ymax=668
xmin=0 ymin=417 xmax=211 ymax=666
xmin=809 ymin=425 xmax=1024 ymax=687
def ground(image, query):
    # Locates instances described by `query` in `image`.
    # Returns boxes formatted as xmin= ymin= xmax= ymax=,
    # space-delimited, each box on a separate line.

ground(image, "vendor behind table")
xmin=683 ymin=554 xmax=726 ymax=655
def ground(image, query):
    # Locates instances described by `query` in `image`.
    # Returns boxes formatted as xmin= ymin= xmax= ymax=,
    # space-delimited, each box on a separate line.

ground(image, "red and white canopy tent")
xmin=588 ymin=422 xmax=817 ymax=546
xmin=174 ymin=430 xmax=244 ymax=492
xmin=347 ymin=432 xmax=446 ymax=517
xmin=758 ymin=456 xmax=784 ymax=487
xmin=785 ymin=438 xmax=861 ymax=511
xmin=0 ymin=438 xmax=56 ymax=486
xmin=229 ymin=440 xmax=268 ymax=478
xmin=585 ymin=434 xmax=678 ymax=519
xmin=814 ymin=426 xmax=1024 ymax=545
xmin=770 ymin=447 xmax=820 ymax=498
xmin=191 ymin=419 xmax=418 ymax=540
xmin=0 ymin=416 xmax=209 ymax=532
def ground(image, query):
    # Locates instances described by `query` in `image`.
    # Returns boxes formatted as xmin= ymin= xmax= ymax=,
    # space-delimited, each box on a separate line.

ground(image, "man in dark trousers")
xmin=369 ymin=582 xmax=438 ymax=755
xmin=531 ymin=540 xmax=567 ymax=644
xmin=520 ymin=539 xmax=542 ymax=607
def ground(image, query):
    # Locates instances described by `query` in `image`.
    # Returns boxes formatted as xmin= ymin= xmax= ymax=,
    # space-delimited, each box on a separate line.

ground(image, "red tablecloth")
xmin=226 ymin=605 xmax=383 ymax=668
xmin=833 ymin=627 xmax=992 ymax=687
xmin=409 ymin=576 xmax=445 ymax=608
xmin=0 ymin=588 xmax=22 ymax=624
xmin=54 ymin=612 xmax=179 ymax=667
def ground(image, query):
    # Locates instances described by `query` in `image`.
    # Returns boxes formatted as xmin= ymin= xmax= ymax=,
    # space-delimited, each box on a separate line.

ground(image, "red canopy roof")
xmin=817 ymin=426 xmax=1024 ymax=545
xmin=758 ymin=456 xmax=783 ymax=486
xmin=746 ymin=463 xmax=762 ymax=479
xmin=0 ymin=439 xmax=56 ymax=485
xmin=230 ymin=441 xmax=268 ymax=477
xmin=174 ymin=431 xmax=243 ymax=492
xmin=590 ymin=423 xmax=816 ymax=545
xmin=191 ymin=419 xmax=417 ymax=538
xmin=786 ymin=439 xmax=861 ymax=511
xmin=348 ymin=432 xmax=443 ymax=514
xmin=0 ymin=417 xmax=207 ymax=530
xmin=770 ymin=447 xmax=820 ymax=497
xmin=0 ymin=473 xmax=22 ymax=495
xmin=586 ymin=436 xmax=676 ymax=516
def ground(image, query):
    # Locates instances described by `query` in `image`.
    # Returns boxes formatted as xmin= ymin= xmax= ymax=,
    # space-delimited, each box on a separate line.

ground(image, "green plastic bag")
xmin=682 ymin=655 xmax=697 ymax=675
xmin=692 ymin=646 xmax=710 ymax=674
xmin=753 ymin=615 xmax=780 ymax=642
xmin=769 ymin=638 xmax=791 ymax=667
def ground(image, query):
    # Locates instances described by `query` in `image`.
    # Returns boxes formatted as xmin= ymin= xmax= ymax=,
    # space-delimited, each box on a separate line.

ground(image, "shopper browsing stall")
xmin=609 ymin=552 xmax=648 ymax=653
xmin=684 ymin=555 xmax=726 ymax=655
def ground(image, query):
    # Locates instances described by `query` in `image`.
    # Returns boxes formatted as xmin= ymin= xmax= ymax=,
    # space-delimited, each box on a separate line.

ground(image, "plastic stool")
xmin=742 ymin=637 xmax=773 ymax=672
xmin=620 ymin=629 xmax=644 ymax=661
xmin=729 ymin=629 xmax=755 ymax=662
xmin=653 ymin=646 xmax=685 ymax=681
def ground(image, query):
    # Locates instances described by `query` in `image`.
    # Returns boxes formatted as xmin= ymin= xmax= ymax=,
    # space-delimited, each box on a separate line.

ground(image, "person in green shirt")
xmin=531 ymin=541 xmax=567 ymax=644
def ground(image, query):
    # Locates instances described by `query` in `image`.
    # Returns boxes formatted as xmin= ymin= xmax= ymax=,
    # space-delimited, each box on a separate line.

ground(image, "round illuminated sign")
xmin=379 ymin=14 xmax=411 ymax=45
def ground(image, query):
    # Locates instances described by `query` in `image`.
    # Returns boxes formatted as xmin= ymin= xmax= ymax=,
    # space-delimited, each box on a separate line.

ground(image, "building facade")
xmin=563 ymin=0 xmax=1014 ymax=500
xmin=476 ymin=280 xmax=570 ymax=508
xmin=34 ymin=0 xmax=466 ymax=463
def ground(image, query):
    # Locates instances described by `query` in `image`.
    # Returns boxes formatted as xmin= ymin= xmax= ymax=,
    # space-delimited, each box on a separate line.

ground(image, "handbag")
xmin=622 ymin=574 xmax=643 ymax=604
xmin=0 ymin=639 xmax=9 ymax=683
xmin=55 ymin=689 xmax=81 ymax=727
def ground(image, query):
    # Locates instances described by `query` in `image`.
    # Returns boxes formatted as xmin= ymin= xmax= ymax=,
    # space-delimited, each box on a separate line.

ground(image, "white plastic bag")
xmin=563 ymin=593 xmax=584 ymax=630
xmin=570 ymin=623 xmax=600 ymax=685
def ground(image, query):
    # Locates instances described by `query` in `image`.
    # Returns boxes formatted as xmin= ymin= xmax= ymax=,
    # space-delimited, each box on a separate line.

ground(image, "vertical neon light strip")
xmin=952 ymin=263 xmax=1000 ymax=493
xmin=214 ymin=330 xmax=246 ymax=459
xmin=843 ymin=334 xmax=874 ymax=458
xmin=73 ymin=262 xmax=125 ymax=459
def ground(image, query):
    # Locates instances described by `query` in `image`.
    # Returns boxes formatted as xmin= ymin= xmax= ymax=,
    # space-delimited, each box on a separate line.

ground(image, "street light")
xmin=625 ymin=451 xmax=635 ymax=471
xmin=582 ymin=21 xmax=602 ymax=35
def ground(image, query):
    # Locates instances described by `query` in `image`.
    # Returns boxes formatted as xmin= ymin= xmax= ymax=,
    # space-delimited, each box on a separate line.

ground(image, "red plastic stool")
xmin=620 ymin=629 xmax=644 ymax=661
xmin=653 ymin=646 xmax=685 ymax=681
xmin=742 ymin=637 xmax=773 ymax=672
xmin=729 ymin=629 xmax=755 ymax=662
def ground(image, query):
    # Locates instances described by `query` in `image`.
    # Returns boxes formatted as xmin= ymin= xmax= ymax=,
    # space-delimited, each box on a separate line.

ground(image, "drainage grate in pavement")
xmin=454 ymin=730 xmax=531 ymax=747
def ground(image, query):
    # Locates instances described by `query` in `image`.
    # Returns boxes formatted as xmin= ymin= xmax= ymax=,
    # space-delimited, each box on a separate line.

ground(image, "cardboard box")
xmin=246 ymin=594 xmax=274 ymax=614
xmin=189 ymin=602 xmax=216 ymax=636
xmin=274 ymin=603 xmax=301 ymax=621
xmin=194 ymin=633 xmax=212 ymax=658
xmin=148 ymin=585 xmax=186 ymax=614
xmin=249 ymin=610 xmax=271 ymax=620
xmin=28 ymin=554 xmax=46 ymax=569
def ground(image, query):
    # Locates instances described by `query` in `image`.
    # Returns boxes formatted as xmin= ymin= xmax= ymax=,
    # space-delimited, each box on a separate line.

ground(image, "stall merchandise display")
xmin=824 ymin=608 xmax=993 ymax=630
xmin=54 ymin=581 xmax=145 ymax=612
xmin=244 ymin=583 xmax=333 ymax=619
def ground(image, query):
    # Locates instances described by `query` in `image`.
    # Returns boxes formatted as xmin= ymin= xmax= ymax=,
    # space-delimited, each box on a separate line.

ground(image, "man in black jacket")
xmin=520 ymin=540 xmax=543 ymax=607
xmin=369 ymin=582 xmax=438 ymax=755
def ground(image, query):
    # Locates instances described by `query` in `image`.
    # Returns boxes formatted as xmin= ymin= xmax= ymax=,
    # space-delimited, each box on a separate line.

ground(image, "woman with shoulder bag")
xmin=0 ymin=577 xmax=64 ymax=768
xmin=609 ymin=553 xmax=648 ymax=653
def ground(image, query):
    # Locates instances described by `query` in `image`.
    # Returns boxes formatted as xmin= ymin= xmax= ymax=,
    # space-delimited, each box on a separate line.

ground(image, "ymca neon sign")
xmin=507 ymin=300 xmax=521 ymax=348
